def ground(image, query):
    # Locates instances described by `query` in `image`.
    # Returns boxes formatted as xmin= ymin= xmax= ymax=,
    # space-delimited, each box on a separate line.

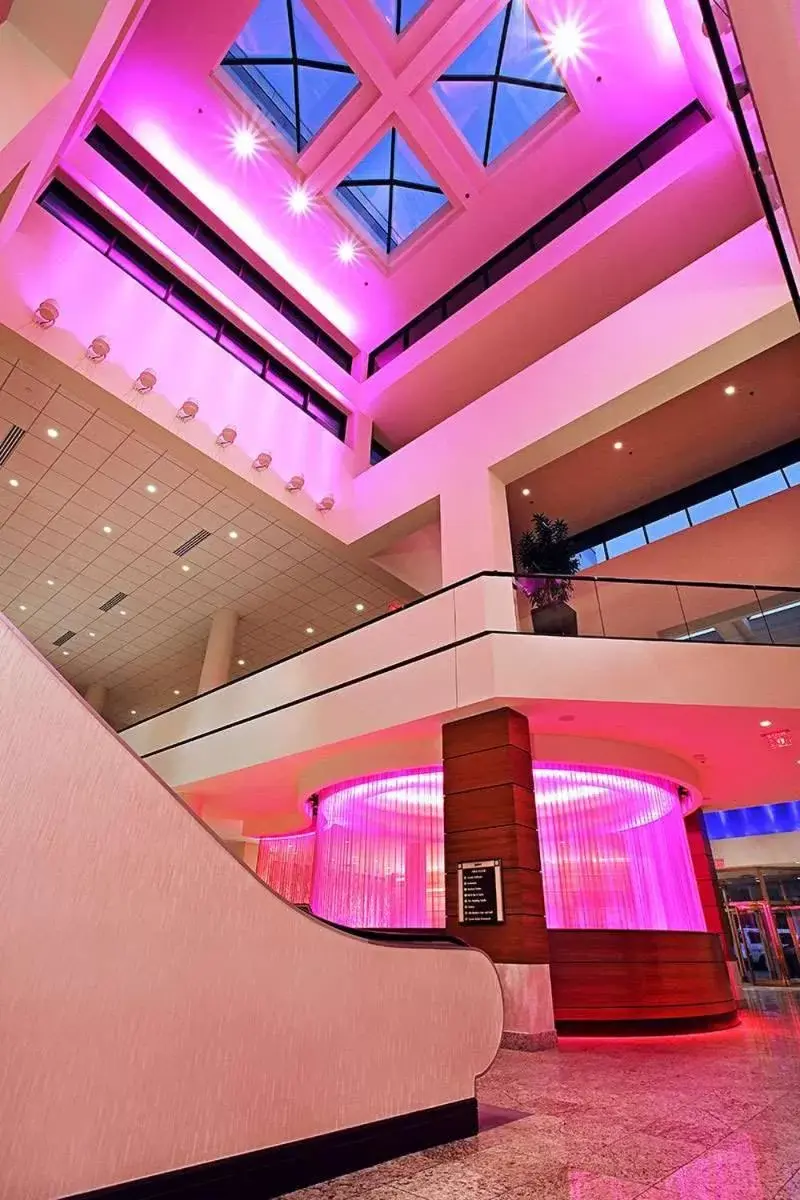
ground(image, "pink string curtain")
xmin=256 ymin=830 xmax=315 ymax=905
xmin=311 ymin=769 xmax=445 ymax=928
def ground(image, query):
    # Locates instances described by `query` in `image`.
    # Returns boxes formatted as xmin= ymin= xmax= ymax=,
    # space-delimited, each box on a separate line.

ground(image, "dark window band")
xmin=38 ymin=179 xmax=348 ymax=442
xmin=367 ymin=101 xmax=709 ymax=376
xmin=85 ymin=126 xmax=353 ymax=373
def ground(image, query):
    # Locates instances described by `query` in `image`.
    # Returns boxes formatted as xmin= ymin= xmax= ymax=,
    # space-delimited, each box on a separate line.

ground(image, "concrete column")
xmin=84 ymin=682 xmax=107 ymax=716
xmin=197 ymin=609 xmax=238 ymax=695
xmin=440 ymin=469 xmax=519 ymax=633
xmin=348 ymin=408 xmax=373 ymax=477
xmin=442 ymin=707 xmax=556 ymax=1051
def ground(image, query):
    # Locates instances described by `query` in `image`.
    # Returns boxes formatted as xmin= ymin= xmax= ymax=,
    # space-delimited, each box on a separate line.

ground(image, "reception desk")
xmin=549 ymin=929 xmax=738 ymax=1033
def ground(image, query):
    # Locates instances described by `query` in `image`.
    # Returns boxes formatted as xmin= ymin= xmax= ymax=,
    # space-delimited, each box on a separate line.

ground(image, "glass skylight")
xmin=433 ymin=1 xmax=567 ymax=166
xmin=373 ymin=0 xmax=430 ymax=35
xmin=335 ymin=128 xmax=447 ymax=253
xmin=222 ymin=0 xmax=358 ymax=152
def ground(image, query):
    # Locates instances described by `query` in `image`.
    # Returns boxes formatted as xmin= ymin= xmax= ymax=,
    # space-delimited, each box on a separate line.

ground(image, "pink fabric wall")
xmin=0 ymin=615 xmax=502 ymax=1200
xmin=310 ymin=765 xmax=704 ymax=933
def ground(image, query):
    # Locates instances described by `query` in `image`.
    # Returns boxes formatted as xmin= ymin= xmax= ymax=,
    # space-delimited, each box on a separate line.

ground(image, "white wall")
xmin=0 ymin=612 xmax=502 ymax=1199
xmin=711 ymin=832 xmax=800 ymax=869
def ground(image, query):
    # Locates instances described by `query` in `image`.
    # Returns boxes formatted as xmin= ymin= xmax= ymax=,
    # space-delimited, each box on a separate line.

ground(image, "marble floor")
xmin=288 ymin=988 xmax=800 ymax=1200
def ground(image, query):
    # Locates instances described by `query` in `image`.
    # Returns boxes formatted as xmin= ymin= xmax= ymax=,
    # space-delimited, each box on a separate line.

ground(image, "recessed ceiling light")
xmin=228 ymin=530 xmax=238 ymax=539
xmin=62 ymin=650 xmax=69 ymax=656
xmin=355 ymin=603 xmax=365 ymax=612
xmin=237 ymin=658 xmax=246 ymax=666
xmin=46 ymin=427 xmax=59 ymax=439
xmin=305 ymin=626 xmax=315 ymax=635
xmin=173 ymin=689 xmax=181 ymax=696
xmin=146 ymin=483 xmax=157 ymax=494
xmin=543 ymin=15 xmax=587 ymax=68
xmin=130 ymin=709 xmax=137 ymax=715
xmin=103 ymin=525 xmax=112 ymax=534
xmin=613 ymin=441 xmax=624 ymax=450
xmin=230 ymin=123 xmax=262 ymax=160
xmin=759 ymin=719 xmax=772 ymax=728
xmin=119 ymin=609 xmax=127 ymax=616
xmin=724 ymin=385 xmax=737 ymax=396
xmin=287 ymin=182 xmax=314 ymax=217
xmin=46 ymin=579 xmax=54 ymax=586
xmin=18 ymin=605 xmax=26 ymax=612
xmin=336 ymin=236 xmax=359 ymax=265
xmin=181 ymin=564 xmax=190 ymax=573
xmin=88 ymin=631 xmax=96 ymax=638
xmin=522 ymin=487 xmax=530 ymax=497
xmin=9 ymin=478 xmax=19 ymax=488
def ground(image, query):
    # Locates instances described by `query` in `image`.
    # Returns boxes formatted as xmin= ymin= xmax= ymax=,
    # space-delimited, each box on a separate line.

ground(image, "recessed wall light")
xmin=228 ymin=530 xmax=239 ymax=540
xmin=724 ymin=385 xmax=737 ymax=396
xmin=355 ymin=603 xmax=365 ymax=612
xmin=613 ymin=441 xmax=624 ymax=450
xmin=146 ymin=483 xmax=157 ymax=494
xmin=305 ymin=626 xmax=315 ymax=635
xmin=173 ymin=689 xmax=181 ymax=696
xmin=9 ymin=478 xmax=19 ymax=488
xmin=46 ymin=427 xmax=59 ymax=439
xmin=759 ymin=719 xmax=772 ymax=728
xmin=522 ymin=487 xmax=530 ymax=497
xmin=102 ymin=525 xmax=112 ymax=534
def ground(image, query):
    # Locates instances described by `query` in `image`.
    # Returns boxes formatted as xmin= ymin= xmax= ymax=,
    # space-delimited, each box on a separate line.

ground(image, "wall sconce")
xmin=316 ymin=494 xmax=335 ymax=513
xmin=252 ymin=452 xmax=272 ymax=471
xmin=216 ymin=424 xmax=237 ymax=448
xmin=87 ymin=334 xmax=111 ymax=363
xmin=177 ymin=398 xmax=199 ymax=422
xmin=34 ymin=298 xmax=59 ymax=328
xmin=133 ymin=368 xmax=157 ymax=394
xmin=286 ymin=473 xmax=305 ymax=492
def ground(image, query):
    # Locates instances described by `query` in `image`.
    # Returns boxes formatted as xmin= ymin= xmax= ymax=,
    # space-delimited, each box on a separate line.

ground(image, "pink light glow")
xmin=311 ymin=765 xmax=704 ymax=932
xmin=229 ymin=123 xmax=263 ymax=161
xmin=256 ymin=830 xmax=315 ymax=905
xmin=85 ymin=183 xmax=350 ymax=408
xmin=286 ymin=182 xmax=314 ymax=217
xmin=335 ymin=236 xmax=360 ymax=266
xmin=131 ymin=122 xmax=358 ymax=338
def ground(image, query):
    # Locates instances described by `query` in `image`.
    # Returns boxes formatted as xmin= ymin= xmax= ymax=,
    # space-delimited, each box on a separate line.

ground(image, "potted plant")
xmin=515 ymin=512 xmax=581 ymax=636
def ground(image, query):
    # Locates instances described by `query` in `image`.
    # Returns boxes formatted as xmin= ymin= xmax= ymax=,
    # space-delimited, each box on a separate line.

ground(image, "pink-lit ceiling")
xmin=89 ymin=0 xmax=701 ymax=352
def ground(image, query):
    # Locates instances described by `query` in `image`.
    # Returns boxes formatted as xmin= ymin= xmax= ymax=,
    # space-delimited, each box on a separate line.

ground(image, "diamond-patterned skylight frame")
xmin=433 ymin=1 xmax=567 ymax=167
xmin=335 ymin=128 xmax=447 ymax=253
xmin=222 ymin=0 xmax=358 ymax=153
xmin=373 ymin=0 xmax=430 ymax=35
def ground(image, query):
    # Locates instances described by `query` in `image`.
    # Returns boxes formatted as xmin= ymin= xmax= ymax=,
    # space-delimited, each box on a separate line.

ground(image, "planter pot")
xmin=531 ymin=600 xmax=578 ymax=637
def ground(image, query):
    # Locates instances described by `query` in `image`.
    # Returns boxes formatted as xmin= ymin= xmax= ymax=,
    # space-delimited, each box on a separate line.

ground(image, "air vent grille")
xmin=99 ymin=591 xmax=127 ymax=612
xmin=53 ymin=630 xmax=76 ymax=647
xmin=174 ymin=530 xmax=210 ymax=557
xmin=0 ymin=424 xmax=25 ymax=467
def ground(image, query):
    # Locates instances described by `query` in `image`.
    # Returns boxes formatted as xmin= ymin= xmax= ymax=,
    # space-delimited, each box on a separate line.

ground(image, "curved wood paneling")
xmin=549 ymin=929 xmax=738 ymax=1031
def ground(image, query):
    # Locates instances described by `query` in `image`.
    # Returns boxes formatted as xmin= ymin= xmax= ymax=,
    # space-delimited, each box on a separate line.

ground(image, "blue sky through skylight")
xmin=222 ymin=0 xmax=358 ymax=152
xmin=336 ymin=129 xmax=447 ymax=252
xmin=433 ymin=1 xmax=566 ymax=166
xmin=374 ymin=0 xmax=430 ymax=35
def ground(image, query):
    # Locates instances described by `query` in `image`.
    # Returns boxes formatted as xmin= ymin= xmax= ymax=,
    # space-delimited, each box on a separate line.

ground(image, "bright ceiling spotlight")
xmin=146 ymin=483 xmax=157 ymax=494
xmin=724 ymin=385 xmax=737 ymax=396
xmin=287 ymin=182 xmax=314 ymax=217
xmin=759 ymin=719 xmax=773 ymax=728
xmin=9 ymin=478 xmax=19 ymax=488
xmin=33 ymin=298 xmax=59 ymax=328
xmin=543 ymin=14 xmax=588 ymax=69
xmin=335 ymin=236 xmax=359 ymax=265
xmin=46 ymin=427 xmax=59 ymax=439
xmin=230 ymin=123 xmax=262 ymax=161
xmin=522 ymin=487 xmax=530 ymax=497
xmin=613 ymin=440 xmax=624 ymax=450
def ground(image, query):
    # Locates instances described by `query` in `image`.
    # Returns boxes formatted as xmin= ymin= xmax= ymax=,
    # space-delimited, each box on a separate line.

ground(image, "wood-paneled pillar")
xmin=443 ymin=707 xmax=555 ymax=1050
xmin=685 ymin=808 xmax=741 ymax=1002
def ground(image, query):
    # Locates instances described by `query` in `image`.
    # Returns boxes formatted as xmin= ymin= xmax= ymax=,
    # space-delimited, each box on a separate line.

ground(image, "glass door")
xmin=727 ymin=904 xmax=786 ymax=984
xmin=773 ymin=908 xmax=800 ymax=982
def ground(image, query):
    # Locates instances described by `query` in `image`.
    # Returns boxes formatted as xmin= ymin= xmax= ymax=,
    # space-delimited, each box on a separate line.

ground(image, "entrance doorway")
xmin=721 ymin=869 xmax=800 ymax=986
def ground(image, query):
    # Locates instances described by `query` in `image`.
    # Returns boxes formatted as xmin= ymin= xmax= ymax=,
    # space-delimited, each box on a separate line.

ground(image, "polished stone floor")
xmin=289 ymin=988 xmax=800 ymax=1199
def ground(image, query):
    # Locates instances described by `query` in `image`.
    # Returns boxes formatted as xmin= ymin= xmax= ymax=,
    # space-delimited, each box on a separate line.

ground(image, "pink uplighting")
xmin=256 ymin=830 xmax=315 ymax=905
xmin=311 ymin=769 xmax=445 ymax=928
xmin=308 ymin=765 xmax=704 ymax=932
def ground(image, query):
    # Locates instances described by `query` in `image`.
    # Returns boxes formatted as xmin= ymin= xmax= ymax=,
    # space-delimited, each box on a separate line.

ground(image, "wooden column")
xmin=443 ymin=707 xmax=554 ymax=1048
xmin=684 ymin=808 xmax=735 ymax=961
